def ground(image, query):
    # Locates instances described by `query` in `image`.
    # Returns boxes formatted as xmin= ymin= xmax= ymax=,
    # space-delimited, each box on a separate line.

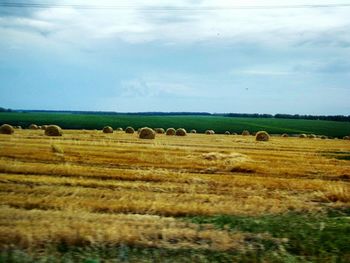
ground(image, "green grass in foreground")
xmin=1 ymin=210 xmax=349 ymax=263
xmin=187 ymin=209 xmax=350 ymax=262
xmin=1 ymin=112 xmax=350 ymax=137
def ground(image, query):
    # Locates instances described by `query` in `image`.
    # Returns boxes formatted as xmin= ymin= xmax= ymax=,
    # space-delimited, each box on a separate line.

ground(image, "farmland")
xmin=1 ymin=112 xmax=350 ymax=137
xmin=0 ymin=127 xmax=349 ymax=262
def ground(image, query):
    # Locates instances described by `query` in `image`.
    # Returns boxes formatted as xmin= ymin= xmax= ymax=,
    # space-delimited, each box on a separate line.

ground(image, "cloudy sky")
xmin=1 ymin=0 xmax=350 ymax=114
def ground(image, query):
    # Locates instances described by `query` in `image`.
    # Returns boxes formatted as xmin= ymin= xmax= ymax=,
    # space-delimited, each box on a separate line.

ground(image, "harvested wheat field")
xmin=0 ymin=129 xmax=349 ymax=262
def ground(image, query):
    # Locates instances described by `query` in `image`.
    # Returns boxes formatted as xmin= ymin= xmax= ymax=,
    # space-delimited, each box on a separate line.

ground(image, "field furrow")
xmin=0 ymin=129 xmax=349 ymax=260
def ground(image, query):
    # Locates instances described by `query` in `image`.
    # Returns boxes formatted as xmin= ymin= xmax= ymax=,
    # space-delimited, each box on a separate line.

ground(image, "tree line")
xmin=0 ymin=107 xmax=12 ymax=112
xmin=223 ymin=113 xmax=350 ymax=122
xmin=1 ymin=107 xmax=349 ymax=122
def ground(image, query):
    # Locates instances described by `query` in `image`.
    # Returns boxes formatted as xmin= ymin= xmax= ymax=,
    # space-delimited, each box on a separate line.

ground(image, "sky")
xmin=0 ymin=0 xmax=350 ymax=114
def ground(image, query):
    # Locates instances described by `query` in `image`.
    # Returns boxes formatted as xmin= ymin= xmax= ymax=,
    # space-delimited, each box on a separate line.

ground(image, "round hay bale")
xmin=224 ymin=131 xmax=230 ymax=135
xmin=320 ymin=135 xmax=327 ymax=140
xmin=175 ymin=128 xmax=187 ymax=136
xmin=125 ymin=127 xmax=135 ymax=134
xmin=242 ymin=130 xmax=250 ymax=136
xmin=281 ymin=133 xmax=289 ymax=138
xmin=343 ymin=136 xmax=349 ymax=140
xmin=307 ymin=134 xmax=316 ymax=139
xmin=0 ymin=124 xmax=14 ymax=134
xmin=299 ymin=134 xmax=307 ymax=138
xmin=166 ymin=128 xmax=176 ymax=136
xmin=45 ymin=125 xmax=63 ymax=136
xmin=155 ymin=128 xmax=165 ymax=134
xmin=232 ymin=132 xmax=237 ymax=135
xmin=255 ymin=131 xmax=270 ymax=141
xmin=205 ymin=130 xmax=215 ymax=135
xmin=41 ymin=125 xmax=48 ymax=130
xmin=103 ymin=126 xmax=113 ymax=133
xmin=29 ymin=124 xmax=38 ymax=130
xmin=190 ymin=129 xmax=197 ymax=133
xmin=116 ymin=127 xmax=123 ymax=131
xmin=139 ymin=127 xmax=156 ymax=139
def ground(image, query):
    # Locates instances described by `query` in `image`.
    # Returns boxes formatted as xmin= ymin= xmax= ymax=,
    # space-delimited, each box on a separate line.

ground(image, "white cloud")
xmin=230 ymin=58 xmax=350 ymax=76
xmin=1 ymin=0 xmax=350 ymax=46
xmin=232 ymin=69 xmax=294 ymax=76
xmin=120 ymin=73 xmax=199 ymax=97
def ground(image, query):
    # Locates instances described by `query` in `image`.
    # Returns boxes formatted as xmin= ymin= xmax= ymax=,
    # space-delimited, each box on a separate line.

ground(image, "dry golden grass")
xmin=0 ymin=129 xmax=349 ymax=251
xmin=0 ymin=206 xmax=246 ymax=251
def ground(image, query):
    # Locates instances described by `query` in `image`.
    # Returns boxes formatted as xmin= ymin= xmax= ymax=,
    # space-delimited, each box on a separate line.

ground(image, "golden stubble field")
xmin=0 ymin=129 xmax=349 ymax=252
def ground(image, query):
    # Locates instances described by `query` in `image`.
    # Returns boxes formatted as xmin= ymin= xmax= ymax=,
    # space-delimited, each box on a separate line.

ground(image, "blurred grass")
xmin=187 ymin=209 xmax=350 ymax=262
xmin=1 ymin=112 xmax=350 ymax=137
xmin=2 ymin=210 xmax=349 ymax=263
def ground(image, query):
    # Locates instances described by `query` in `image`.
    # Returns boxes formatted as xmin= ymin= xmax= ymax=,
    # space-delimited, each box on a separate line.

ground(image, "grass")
xmin=187 ymin=209 xmax=350 ymax=262
xmin=321 ymin=151 xmax=350 ymax=161
xmin=0 ymin=246 xmax=261 ymax=263
xmin=2 ymin=210 xmax=349 ymax=262
xmin=51 ymin=144 xmax=64 ymax=154
xmin=0 ymin=129 xmax=349 ymax=262
xmin=1 ymin=112 xmax=350 ymax=137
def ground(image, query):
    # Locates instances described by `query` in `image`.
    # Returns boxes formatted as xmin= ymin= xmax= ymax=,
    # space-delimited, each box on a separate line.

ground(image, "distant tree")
xmin=274 ymin=113 xmax=350 ymax=122
xmin=0 ymin=107 xmax=12 ymax=112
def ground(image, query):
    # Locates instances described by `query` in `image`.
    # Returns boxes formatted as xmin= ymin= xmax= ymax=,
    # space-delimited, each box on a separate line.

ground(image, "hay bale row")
xmin=3 ymin=122 xmax=341 ymax=143
xmin=139 ymin=127 xmax=156 ymax=139
xmin=242 ymin=130 xmax=250 ymax=136
xmin=205 ymin=130 xmax=215 ymax=135
xmin=307 ymin=134 xmax=316 ymax=139
xmin=104 ymin=126 xmax=266 ymax=137
xmin=0 ymin=124 xmax=14 ymax=134
xmin=255 ymin=131 xmax=269 ymax=141
xmin=29 ymin=124 xmax=39 ymax=130
xmin=176 ymin=128 xmax=187 ymax=136
xmin=125 ymin=127 xmax=135 ymax=134
xmin=0 ymin=124 xmax=63 ymax=136
xmin=103 ymin=126 xmax=113 ymax=133
xmin=166 ymin=128 xmax=176 ymax=136
xmin=155 ymin=128 xmax=165 ymax=134
xmin=27 ymin=124 xmax=50 ymax=130
xmin=45 ymin=125 xmax=63 ymax=136
xmin=280 ymin=133 xmax=333 ymax=139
